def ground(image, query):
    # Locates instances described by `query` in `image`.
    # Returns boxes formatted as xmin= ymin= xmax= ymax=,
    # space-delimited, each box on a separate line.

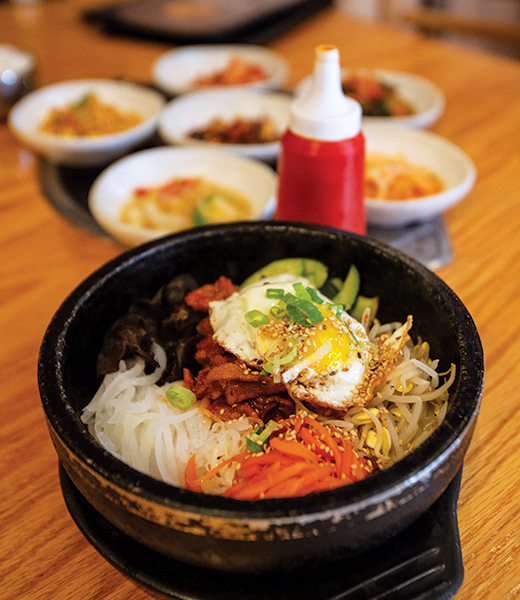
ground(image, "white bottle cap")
xmin=289 ymin=44 xmax=362 ymax=142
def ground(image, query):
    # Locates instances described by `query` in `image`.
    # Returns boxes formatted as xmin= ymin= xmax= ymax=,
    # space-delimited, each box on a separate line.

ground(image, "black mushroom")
xmin=96 ymin=274 xmax=204 ymax=384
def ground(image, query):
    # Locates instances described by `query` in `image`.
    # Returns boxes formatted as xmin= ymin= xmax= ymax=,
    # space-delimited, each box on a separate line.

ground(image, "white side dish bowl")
xmin=158 ymin=89 xmax=291 ymax=162
xmin=88 ymin=147 xmax=278 ymax=247
xmin=295 ymin=69 xmax=445 ymax=129
xmin=152 ymin=44 xmax=289 ymax=96
xmin=363 ymin=123 xmax=477 ymax=228
xmin=8 ymin=79 xmax=166 ymax=167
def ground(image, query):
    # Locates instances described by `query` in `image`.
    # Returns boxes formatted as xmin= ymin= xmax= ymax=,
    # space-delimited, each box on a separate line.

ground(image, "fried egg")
xmin=209 ymin=275 xmax=411 ymax=410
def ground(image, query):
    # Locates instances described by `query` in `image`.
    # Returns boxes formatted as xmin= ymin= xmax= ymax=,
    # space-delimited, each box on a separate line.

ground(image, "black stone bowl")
xmin=37 ymin=221 xmax=484 ymax=574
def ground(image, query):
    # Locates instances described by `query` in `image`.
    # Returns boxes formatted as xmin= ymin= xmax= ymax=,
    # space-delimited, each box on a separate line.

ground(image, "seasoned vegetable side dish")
xmin=365 ymin=153 xmax=445 ymax=200
xmin=82 ymin=259 xmax=455 ymax=499
xmin=188 ymin=116 xmax=279 ymax=145
xmin=119 ymin=176 xmax=254 ymax=231
xmin=192 ymin=56 xmax=267 ymax=87
xmin=39 ymin=93 xmax=142 ymax=137
xmin=342 ymin=70 xmax=414 ymax=117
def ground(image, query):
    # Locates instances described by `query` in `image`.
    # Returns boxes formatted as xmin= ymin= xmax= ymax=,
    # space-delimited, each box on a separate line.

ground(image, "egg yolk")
xmin=258 ymin=305 xmax=361 ymax=376
xmin=308 ymin=315 xmax=360 ymax=374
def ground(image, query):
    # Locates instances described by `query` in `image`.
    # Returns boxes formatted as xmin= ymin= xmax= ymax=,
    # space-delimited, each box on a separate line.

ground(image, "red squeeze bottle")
xmin=276 ymin=44 xmax=366 ymax=234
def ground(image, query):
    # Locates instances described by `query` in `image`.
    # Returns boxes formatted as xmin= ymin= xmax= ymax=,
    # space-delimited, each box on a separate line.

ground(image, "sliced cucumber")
xmin=333 ymin=264 xmax=361 ymax=310
xmin=351 ymin=294 xmax=379 ymax=327
xmin=240 ymin=258 xmax=329 ymax=289
xmin=320 ymin=276 xmax=343 ymax=299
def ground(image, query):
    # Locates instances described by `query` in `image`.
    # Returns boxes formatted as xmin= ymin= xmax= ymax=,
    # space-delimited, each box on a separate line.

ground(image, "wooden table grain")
xmin=1 ymin=3 xmax=519 ymax=599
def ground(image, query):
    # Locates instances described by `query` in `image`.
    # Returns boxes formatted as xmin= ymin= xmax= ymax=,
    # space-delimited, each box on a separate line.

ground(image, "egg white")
xmin=209 ymin=275 xmax=388 ymax=410
xmin=209 ymin=275 xmax=312 ymax=367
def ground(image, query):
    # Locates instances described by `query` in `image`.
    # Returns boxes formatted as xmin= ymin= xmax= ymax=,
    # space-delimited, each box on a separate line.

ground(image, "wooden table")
xmin=1 ymin=2 xmax=519 ymax=599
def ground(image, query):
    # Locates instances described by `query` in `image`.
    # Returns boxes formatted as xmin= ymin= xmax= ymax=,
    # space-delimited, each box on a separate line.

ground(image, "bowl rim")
xmin=38 ymin=222 xmax=484 ymax=521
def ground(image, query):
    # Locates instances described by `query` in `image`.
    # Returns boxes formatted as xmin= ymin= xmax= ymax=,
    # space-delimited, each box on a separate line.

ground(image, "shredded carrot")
xmin=185 ymin=454 xmax=203 ymax=492
xmin=269 ymin=437 xmax=320 ymax=464
xmin=186 ymin=412 xmax=375 ymax=499
xmin=302 ymin=415 xmax=343 ymax=475
xmin=293 ymin=413 xmax=305 ymax=436
xmin=265 ymin=463 xmax=337 ymax=498
xmin=298 ymin=426 xmax=331 ymax=461
xmin=223 ymin=461 xmax=287 ymax=499
xmin=185 ymin=451 xmax=249 ymax=491
xmin=237 ymin=450 xmax=293 ymax=475
xmin=225 ymin=462 xmax=314 ymax=500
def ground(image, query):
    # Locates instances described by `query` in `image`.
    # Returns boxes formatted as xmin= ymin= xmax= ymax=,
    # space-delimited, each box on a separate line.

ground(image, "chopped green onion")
xmin=259 ymin=420 xmax=280 ymax=442
xmin=282 ymin=292 xmax=298 ymax=305
xmin=262 ymin=360 xmax=275 ymax=375
xmin=301 ymin=300 xmax=324 ymax=325
xmin=306 ymin=287 xmax=324 ymax=304
xmin=246 ymin=437 xmax=264 ymax=452
xmin=287 ymin=299 xmax=324 ymax=326
xmin=269 ymin=305 xmax=287 ymax=320
xmin=330 ymin=303 xmax=344 ymax=318
xmin=245 ymin=310 xmax=269 ymax=327
xmin=166 ymin=385 xmax=196 ymax=410
xmin=346 ymin=323 xmax=361 ymax=346
xmin=266 ymin=339 xmax=299 ymax=368
xmin=286 ymin=303 xmax=306 ymax=325
xmin=246 ymin=425 xmax=264 ymax=452
xmin=246 ymin=420 xmax=280 ymax=453
xmin=266 ymin=288 xmax=284 ymax=299
xmin=274 ymin=342 xmax=298 ymax=365
xmin=292 ymin=282 xmax=312 ymax=302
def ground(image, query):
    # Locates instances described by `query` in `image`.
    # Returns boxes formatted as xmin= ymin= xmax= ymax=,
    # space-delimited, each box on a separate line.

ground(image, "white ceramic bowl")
xmin=88 ymin=147 xmax=278 ymax=246
xmin=158 ymin=89 xmax=291 ymax=162
xmin=363 ymin=123 xmax=477 ymax=228
xmin=295 ymin=69 xmax=445 ymax=129
xmin=8 ymin=79 xmax=166 ymax=167
xmin=152 ymin=44 xmax=289 ymax=97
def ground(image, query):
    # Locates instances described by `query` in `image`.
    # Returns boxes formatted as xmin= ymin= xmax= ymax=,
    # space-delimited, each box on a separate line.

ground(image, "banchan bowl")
xmin=37 ymin=222 xmax=484 ymax=574
xmin=88 ymin=147 xmax=277 ymax=247
xmin=153 ymin=44 xmax=289 ymax=97
xmin=295 ymin=68 xmax=446 ymax=129
xmin=363 ymin=123 xmax=477 ymax=228
xmin=158 ymin=88 xmax=291 ymax=162
xmin=8 ymin=79 xmax=166 ymax=167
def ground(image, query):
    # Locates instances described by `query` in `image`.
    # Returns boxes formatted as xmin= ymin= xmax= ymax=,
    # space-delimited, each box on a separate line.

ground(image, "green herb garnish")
xmin=246 ymin=420 xmax=280 ymax=453
xmin=166 ymin=385 xmax=196 ymax=410
xmin=265 ymin=288 xmax=284 ymax=299
xmin=245 ymin=309 xmax=269 ymax=327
